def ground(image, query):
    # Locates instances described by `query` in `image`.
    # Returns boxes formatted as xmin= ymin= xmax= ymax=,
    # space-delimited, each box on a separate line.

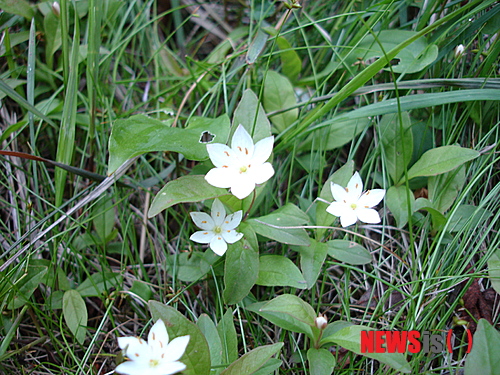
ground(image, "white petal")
xmin=115 ymin=360 xmax=149 ymax=375
xmin=347 ymin=172 xmax=363 ymax=197
xmin=117 ymin=337 xmax=151 ymax=366
xmin=222 ymin=229 xmax=244 ymax=244
xmin=155 ymin=361 xmax=187 ymax=375
xmin=210 ymin=198 xmax=226 ymax=226
xmin=209 ymin=235 xmax=228 ymax=255
xmin=206 ymin=143 xmax=239 ymax=168
xmin=190 ymin=212 xmax=214 ymax=230
xmin=148 ymin=320 xmax=169 ymax=356
xmin=330 ymin=182 xmax=348 ymax=203
xmin=326 ymin=201 xmax=350 ymax=217
xmin=229 ymin=175 xmax=256 ymax=199
xmin=231 ymin=125 xmax=255 ymax=160
xmin=356 ymin=208 xmax=381 ymax=224
xmin=221 ymin=210 xmax=243 ymax=230
xmin=190 ymin=230 xmax=214 ymax=244
xmin=249 ymin=162 xmax=274 ymax=185
xmin=340 ymin=210 xmax=359 ymax=227
xmin=161 ymin=335 xmax=190 ymax=363
xmin=251 ymin=135 xmax=274 ymax=165
xmin=205 ymin=167 xmax=238 ymax=188
xmin=357 ymin=189 xmax=385 ymax=208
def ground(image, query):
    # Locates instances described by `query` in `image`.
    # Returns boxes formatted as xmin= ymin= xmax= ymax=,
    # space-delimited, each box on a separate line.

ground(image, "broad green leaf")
xmin=8 ymin=265 xmax=48 ymax=309
xmin=164 ymin=251 xmax=219 ymax=283
xmin=258 ymin=294 xmax=317 ymax=330
xmin=400 ymin=145 xmax=479 ymax=184
xmin=276 ymin=37 xmax=301 ymax=81
xmin=294 ymin=239 xmax=328 ymax=289
xmin=378 ymin=112 xmax=413 ymax=184
xmin=316 ymin=161 xmax=354 ymax=238
xmin=330 ymin=325 xmax=411 ymax=373
xmin=0 ymin=0 xmax=34 ymax=19
xmin=223 ymin=224 xmax=259 ymax=304
xmin=149 ymin=175 xmax=228 ymax=217
xmin=414 ymin=198 xmax=447 ymax=230
xmin=149 ymin=302 xmax=211 ymax=375
xmin=447 ymin=205 xmax=492 ymax=233
xmin=250 ymin=358 xmax=282 ymax=375
xmin=220 ymin=342 xmax=283 ymax=375
xmin=326 ymin=240 xmax=372 ymax=265
xmin=63 ymin=290 xmax=88 ymax=345
xmin=487 ymin=249 xmax=500 ymax=295
xmin=428 ymin=166 xmax=466 ymax=213
xmin=197 ymin=314 xmax=223 ymax=373
xmin=263 ymin=71 xmax=298 ymax=133
xmin=248 ymin=203 xmax=310 ymax=246
xmin=256 ymin=255 xmax=307 ymax=289
xmin=75 ymin=272 xmax=122 ymax=297
xmin=233 ymin=89 xmax=272 ymax=142
xmin=108 ymin=114 xmax=230 ymax=174
xmin=307 ymin=348 xmax=335 ymax=375
xmin=320 ymin=321 xmax=355 ymax=345
xmin=217 ymin=310 xmax=238 ymax=364
xmin=92 ymin=196 xmax=115 ymax=242
xmin=246 ymin=28 xmax=268 ymax=64
xmin=129 ymin=280 xmax=152 ymax=302
xmin=464 ymin=319 xmax=500 ymax=375
xmin=386 ymin=185 xmax=415 ymax=228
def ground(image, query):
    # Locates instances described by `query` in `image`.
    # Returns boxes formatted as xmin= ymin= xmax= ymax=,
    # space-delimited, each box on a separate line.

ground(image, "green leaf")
xmin=108 ymin=114 xmax=230 ymax=174
xmin=0 ymin=0 xmax=34 ymax=19
xmin=233 ymin=89 xmax=272 ymax=142
xmin=149 ymin=175 xmax=228 ymax=217
xmin=428 ymin=166 xmax=465 ymax=213
xmin=307 ymin=348 xmax=335 ymax=375
xmin=487 ymin=249 xmax=500 ymax=295
xmin=246 ymin=28 xmax=268 ymax=64
xmin=447 ymin=205 xmax=492 ymax=233
xmin=223 ymin=224 xmax=259 ymax=304
xmin=294 ymin=239 xmax=328 ymax=289
xmin=217 ymin=310 xmax=238 ymax=364
xmin=149 ymin=302 xmax=211 ymax=375
xmin=326 ymin=240 xmax=372 ymax=265
xmin=92 ymin=196 xmax=115 ymax=242
xmin=464 ymin=319 xmax=500 ymax=375
xmin=414 ymin=198 xmax=447 ymax=230
xmin=256 ymin=255 xmax=307 ymax=289
xmin=220 ymin=342 xmax=283 ymax=375
xmin=8 ymin=265 xmax=48 ymax=309
xmin=250 ymin=358 xmax=282 ymax=375
xmin=276 ymin=37 xmax=301 ymax=81
xmin=386 ymin=185 xmax=415 ymax=228
xmin=63 ymin=290 xmax=88 ymax=345
xmin=263 ymin=71 xmax=298 ymax=133
xmin=197 ymin=315 xmax=223 ymax=373
xmin=129 ymin=280 xmax=152 ymax=302
xmin=400 ymin=145 xmax=479 ymax=184
xmin=248 ymin=203 xmax=310 ymax=246
xmin=378 ymin=112 xmax=413 ymax=184
xmin=75 ymin=272 xmax=122 ymax=297
xmin=329 ymin=325 xmax=411 ymax=373
xmin=320 ymin=321 xmax=355 ymax=345
xmin=165 ymin=251 xmax=219 ymax=283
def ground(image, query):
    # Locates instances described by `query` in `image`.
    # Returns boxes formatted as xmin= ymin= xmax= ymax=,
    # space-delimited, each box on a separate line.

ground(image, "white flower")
xmin=190 ymin=198 xmax=244 ymax=255
xmin=205 ymin=124 xmax=274 ymax=199
xmin=315 ymin=315 xmax=328 ymax=330
xmin=326 ymin=172 xmax=385 ymax=227
xmin=116 ymin=319 xmax=190 ymax=375
xmin=454 ymin=44 xmax=465 ymax=58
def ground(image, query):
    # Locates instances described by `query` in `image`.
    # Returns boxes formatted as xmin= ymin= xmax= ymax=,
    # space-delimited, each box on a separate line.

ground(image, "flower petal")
xmin=231 ymin=124 xmax=255 ymax=160
xmin=155 ymin=361 xmax=187 ymax=375
xmin=229 ymin=175 xmax=256 ymax=199
xmin=117 ymin=337 xmax=150 ymax=366
xmin=356 ymin=208 xmax=381 ymax=224
xmin=347 ymin=172 xmax=363 ymax=198
xmin=357 ymin=189 xmax=385 ymax=208
xmin=249 ymin=162 xmax=274 ymax=185
xmin=340 ymin=210 xmax=358 ymax=227
xmin=148 ymin=320 xmax=169 ymax=356
xmin=211 ymin=199 xmax=226 ymax=226
xmin=222 ymin=210 xmax=243 ymax=230
xmin=251 ymin=135 xmax=274 ymax=165
xmin=330 ymin=182 xmax=348 ymax=203
xmin=161 ymin=335 xmax=190 ymax=363
xmin=326 ymin=201 xmax=349 ymax=217
xmin=205 ymin=167 xmax=238 ymax=188
xmin=190 ymin=212 xmax=214 ymax=230
xmin=222 ymin=229 xmax=244 ymax=244
xmin=209 ymin=235 xmax=228 ymax=255
xmin=115 ymin=360 xmax=150 ymax=375
xmin=190 ymin=230 xmax=214 ymax=244
xmin=206 ymin=143 xmax=239 ymax=168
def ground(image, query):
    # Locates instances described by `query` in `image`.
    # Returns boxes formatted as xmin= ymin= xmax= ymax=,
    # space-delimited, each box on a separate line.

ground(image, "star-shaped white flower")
xmin=190 ymin=198 xmax=244 ymax=255
xmin=205 ymin=124 xmax=274 ymax=199
xmin=116 ymin=319 xmax=190 ymax=375
xmin=326 ymin=172 xmax=385 ymax=227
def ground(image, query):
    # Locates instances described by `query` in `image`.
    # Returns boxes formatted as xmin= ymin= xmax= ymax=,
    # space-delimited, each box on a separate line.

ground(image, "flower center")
xmin=350 ymin=203 xmax=357 ymax=210
xmin=214 ymin=226 xmax=222 ymax=234
xmin=149 ymin=359 xmax=160 ymax=368
xmin=239 ymin=165 xmax=248 ymax=173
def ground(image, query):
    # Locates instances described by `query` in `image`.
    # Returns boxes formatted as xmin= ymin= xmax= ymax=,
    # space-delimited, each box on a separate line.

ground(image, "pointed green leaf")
xmin=386 ymin=185 xmax=415 ymax=228
xmin=263 ymin=71 xmax=298 ymax=133
xmin=63 ymin=290 xmax=87 ymax=345
xmin=197 ymin=315 xmax=223 ymax=373
xmin=233 ymin=89 xmax=272 ymax=142
xmin=256 ymin=255 xmax=307 ymax=288
xmin=487 ymin=249 xmax=500 ymax=296
xmin=276 ymin=37 xmax=301 ymax=81
xmin=220 ymin=342 xmax=283 ymax=375
xmin=327 ymin=240 xmax=372 ymax=265
xmin=464 ymin=319 xmax=500 ymax=375
xmin=217 ymin=309 xmax=238 ymax=364
xmin=0 ymin=0 xmax=34 ymax=19
xmin=307 ymin=348 xmax=335 ymax=375
xmin=294 ymin=239 xmax=328 ymax=289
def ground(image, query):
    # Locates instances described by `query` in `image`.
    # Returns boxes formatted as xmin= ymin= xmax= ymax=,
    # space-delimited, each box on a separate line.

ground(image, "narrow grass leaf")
xmin=246 ymin=28 xmax=268 ymax=64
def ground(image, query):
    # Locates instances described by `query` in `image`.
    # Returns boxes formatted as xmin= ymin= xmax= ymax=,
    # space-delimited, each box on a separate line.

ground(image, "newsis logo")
xmin=360 ymin=330 xmax=473 ymax=354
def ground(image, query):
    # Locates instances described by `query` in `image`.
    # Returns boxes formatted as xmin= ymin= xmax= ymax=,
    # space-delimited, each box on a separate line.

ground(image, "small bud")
xmin=454 ymin=44 xmax=465 ymax=58
xmin=315 ymin=315 xmax=328 ymax=330
xmin=52 ymin=2 xmax=60 ymax=16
